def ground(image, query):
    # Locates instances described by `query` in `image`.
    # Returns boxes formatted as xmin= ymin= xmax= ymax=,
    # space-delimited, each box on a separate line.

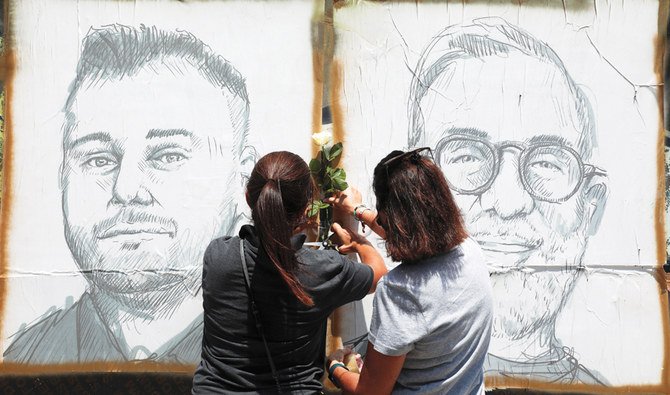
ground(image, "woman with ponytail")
xmin=193 ymin=151 xmax=386 ymax=394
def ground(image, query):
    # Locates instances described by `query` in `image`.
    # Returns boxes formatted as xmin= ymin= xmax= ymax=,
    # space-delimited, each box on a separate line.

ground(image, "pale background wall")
xmin=0 ymin=0 xmax=667 ymax=393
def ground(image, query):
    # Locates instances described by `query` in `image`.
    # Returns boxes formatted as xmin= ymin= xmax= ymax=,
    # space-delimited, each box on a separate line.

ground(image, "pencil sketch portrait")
xmin=407 ymin=17 xmax=609 ymax=385
xmin=4 ymin=24 xmax=253 ymax=364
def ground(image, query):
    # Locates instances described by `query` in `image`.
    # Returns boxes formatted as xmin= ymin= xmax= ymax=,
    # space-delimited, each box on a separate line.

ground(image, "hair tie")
xmin=266 ymin=178 xmax=282 ymax=193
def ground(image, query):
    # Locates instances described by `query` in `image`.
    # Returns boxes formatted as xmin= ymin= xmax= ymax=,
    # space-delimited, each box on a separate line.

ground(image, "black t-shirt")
xmin=192 ymin=225 xmax=374 ymax=394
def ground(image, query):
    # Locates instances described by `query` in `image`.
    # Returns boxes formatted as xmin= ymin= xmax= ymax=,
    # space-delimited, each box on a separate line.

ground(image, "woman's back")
xmin=369 ymin=238 xmax=493 ymax=394
xmin=193 ymin=226 xmax=374 ymax=393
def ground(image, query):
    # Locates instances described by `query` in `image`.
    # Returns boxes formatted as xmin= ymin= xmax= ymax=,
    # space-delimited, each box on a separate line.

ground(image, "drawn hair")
xmin=408 ymin=17 xmax=596 ymax=160
xmin=373 ymin=150 xmax=468 ymax=263
xmin=62 ymin=24 xmax=250 ymax=156
xmin=246 ymin=151 xmax=315 ymax=306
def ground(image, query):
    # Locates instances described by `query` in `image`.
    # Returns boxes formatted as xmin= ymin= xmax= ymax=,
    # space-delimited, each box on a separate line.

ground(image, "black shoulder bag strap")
xmin=239 ymin=239 xmax=282 ymax=394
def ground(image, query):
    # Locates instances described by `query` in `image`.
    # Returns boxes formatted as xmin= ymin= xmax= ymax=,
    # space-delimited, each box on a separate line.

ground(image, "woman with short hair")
xmin=326 ymin=148 xmax=493 ymax=394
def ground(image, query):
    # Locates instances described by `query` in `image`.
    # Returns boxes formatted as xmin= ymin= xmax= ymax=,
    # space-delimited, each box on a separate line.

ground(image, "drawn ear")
xmin=583 ymin=173 xmax=608 ymax=236
xmin=58 ymin=161 xmax=65 ymax=190
xmin=58 ymin=160 xmax=71 ymax=191
xmin=239 ymin=145 xmax=257 ymax=187
xmin=245 ymin=189 xmax=251 ymax=209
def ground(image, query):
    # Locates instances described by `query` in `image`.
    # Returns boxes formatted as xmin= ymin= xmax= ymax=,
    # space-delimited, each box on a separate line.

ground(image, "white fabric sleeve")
xmin=367 ymin=277 xmax=428 ymax=356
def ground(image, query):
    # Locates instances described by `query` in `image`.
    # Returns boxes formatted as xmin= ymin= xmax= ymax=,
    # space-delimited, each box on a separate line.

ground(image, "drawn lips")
xmin=97 ymin=222 xmax=175 ymax=239
xmin=474 ymin=236 xmax=540 ymax=253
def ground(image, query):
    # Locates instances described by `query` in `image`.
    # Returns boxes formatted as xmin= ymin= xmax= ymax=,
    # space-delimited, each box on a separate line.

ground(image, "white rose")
xmin=312 ymin=127 xmax=334 ymax=147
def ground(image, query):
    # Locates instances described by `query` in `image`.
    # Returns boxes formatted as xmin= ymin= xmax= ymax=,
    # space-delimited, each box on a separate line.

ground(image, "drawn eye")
xmin=440 ymin=142 xmax=490 ymax=168
xmin=149 ymin=148 xmax=190 ymax=170
xmin=87 ymin=158 xmax=109 ymax=167
xmin=451 ymin=154 xmax=481 ymax=164
xmin=530 ymin=160 xmax=562 ymax=172
xmin=84 ymin=156 xmax=117 ymax=170
xmin=156 ymin=153 xmax=186 ymax=164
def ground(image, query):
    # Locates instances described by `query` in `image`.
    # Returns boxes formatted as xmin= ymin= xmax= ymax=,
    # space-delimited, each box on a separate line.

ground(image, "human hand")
xmin=345 ymin=352 xmax=363 ymax=373
xmin=327 ymin=347 xmax=355 ymax=369
xmin=325 ymin=187 xmax=363 ymax=218
xmin=330 ymin=222 xmax=368 ymax=254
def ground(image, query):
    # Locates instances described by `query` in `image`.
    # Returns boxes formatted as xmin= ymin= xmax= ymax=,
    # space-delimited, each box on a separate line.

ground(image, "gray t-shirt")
xmin=368 ymin=238 xmax=493 ymax=394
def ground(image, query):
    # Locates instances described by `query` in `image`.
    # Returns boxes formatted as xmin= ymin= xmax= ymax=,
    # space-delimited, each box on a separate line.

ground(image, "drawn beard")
xmin=464 ymin=199 xmax=590 ymax=351
xmin=490 ymin=270 xmax=579 ymax=343
xmin=64 ymin=208 xmax=203 ymax=295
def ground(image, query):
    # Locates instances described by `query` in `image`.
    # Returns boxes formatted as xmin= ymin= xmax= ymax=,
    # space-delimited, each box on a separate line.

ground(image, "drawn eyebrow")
xmin=446 ymin=129 xmax=573 ymax=148
xmin=67 ymin=132 xmax=112 ymax=149
xmin=446 ymin=127 xmax=491 ymax=140
xmin=527 ymin=134 xmax=571 ymax=147
xmin=146 ymin=128 xmax=194 ymax=140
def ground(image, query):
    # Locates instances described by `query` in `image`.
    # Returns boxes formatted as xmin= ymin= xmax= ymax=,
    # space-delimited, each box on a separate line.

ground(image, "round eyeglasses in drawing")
xmin=435 ymin=134 xmax=606 ymax=203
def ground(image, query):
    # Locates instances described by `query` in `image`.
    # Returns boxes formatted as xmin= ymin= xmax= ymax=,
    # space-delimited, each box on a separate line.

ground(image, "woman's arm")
xmin=331 ymin=223 xmax=387 ymax=293
xmin=328 ymin=342 xmax=405 ymax=395
xmin=327 ymin=187 xmax=386 ymax=239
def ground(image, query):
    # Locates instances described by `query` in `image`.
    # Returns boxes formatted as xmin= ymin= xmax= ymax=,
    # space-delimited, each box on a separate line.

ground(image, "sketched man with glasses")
xmin=408 ymin=18 xmax=609 ymax=384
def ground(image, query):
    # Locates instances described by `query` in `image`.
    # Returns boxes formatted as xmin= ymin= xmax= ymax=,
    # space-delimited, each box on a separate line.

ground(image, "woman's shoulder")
xmin=458 ymin=238 xmax=489 ymax=270
xmin=297 ymin=247 xmax=346 ymax=268
xmin=207 ymin=235 xmax=237 ymax=248
xmin=461 ymin=237 xmax=484 ymax=254
xmin=203 ymin=235 xmax=238 ymax=261
xmin=390 ymin=238 xmax=485 ymax=281
xmin=431 ymin=237 xmax=485 ymax=265
xmin=297 ymin=247 xmax=371 ymax=280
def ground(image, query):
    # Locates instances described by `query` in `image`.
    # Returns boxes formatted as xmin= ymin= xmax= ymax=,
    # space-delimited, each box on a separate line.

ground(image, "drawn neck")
xmin=487 ymin=270 xmax=578 ymax=361
xmin=488 ymin=322 xmax=559 ymax=361
xmin=89 ymin=285 xmax=202 ymax=357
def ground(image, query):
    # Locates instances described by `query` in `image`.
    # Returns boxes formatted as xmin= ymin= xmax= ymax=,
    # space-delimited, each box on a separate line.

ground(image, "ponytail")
xmin=247 ymin=152 xmax=314 ymax=306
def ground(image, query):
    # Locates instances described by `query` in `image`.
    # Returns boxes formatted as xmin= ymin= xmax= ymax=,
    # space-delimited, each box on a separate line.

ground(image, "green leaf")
xmin=308 ymin=200 xmax=331 ymax=218
xmin=307 ymin=200 xmax=323 ymax=217
xmin=309 ymin=158 xmax=322 ymax=174
xmin=328 ymin=143 xmax=343 ymax=161
xmin=332 ymin=179 xmax=348 ymax=191
xmin=332 ymin=168 xmax=346 ymax=180
xmin=322 ymin=147 xmax=332 ymax=162
xmin=307 ymin=205 xmax=319 ymax=218
xmin=325 ymin=167 xmax=347 ymax=192
xmin=322 ymin=177 xmax=333 ymax=192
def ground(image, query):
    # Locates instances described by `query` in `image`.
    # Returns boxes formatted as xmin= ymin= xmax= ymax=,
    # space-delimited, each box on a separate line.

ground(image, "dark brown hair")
xmin=246 ymin=151 xmax=314 ymax=306
xmin=373 ymin=149 xmax=468 ymax=263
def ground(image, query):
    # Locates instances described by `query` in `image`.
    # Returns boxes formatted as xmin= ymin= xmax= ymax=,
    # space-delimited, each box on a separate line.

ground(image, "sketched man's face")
xmin=420 ymin=55 xmax=601 ymax=268
xmin=61 ymin=66 xmax=241 ymax=295
xmin=418 ymin=54 xmax=607 ymax=341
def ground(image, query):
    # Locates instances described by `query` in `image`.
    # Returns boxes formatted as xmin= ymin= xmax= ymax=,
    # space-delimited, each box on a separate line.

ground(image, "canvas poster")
xmin=1 ymin=0 xmax=317 ymax=371
xmin=332 ymin=0 xmax=669 ymax=392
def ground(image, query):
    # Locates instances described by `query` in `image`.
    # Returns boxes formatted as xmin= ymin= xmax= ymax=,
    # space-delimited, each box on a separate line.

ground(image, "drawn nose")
xmin=111 ymin=161 xmax=153 ymax=206
xmin=480 ymin=151 xmax=534 ymax=219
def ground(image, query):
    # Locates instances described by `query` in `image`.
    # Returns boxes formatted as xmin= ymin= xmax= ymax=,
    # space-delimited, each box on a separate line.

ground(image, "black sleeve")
xmin=201 ymin=237 xmax=233 ymax=296
xmin=305 ymin=250 xmax=374 ymax=308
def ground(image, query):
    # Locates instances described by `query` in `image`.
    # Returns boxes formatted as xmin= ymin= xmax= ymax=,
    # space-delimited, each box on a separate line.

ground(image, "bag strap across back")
xmin=239 ymin=239 xmax=282 ymax=393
